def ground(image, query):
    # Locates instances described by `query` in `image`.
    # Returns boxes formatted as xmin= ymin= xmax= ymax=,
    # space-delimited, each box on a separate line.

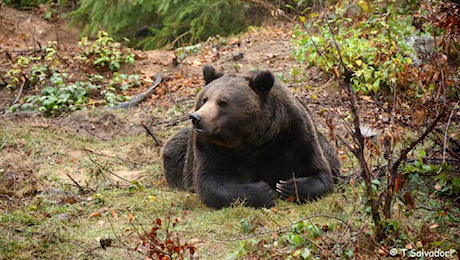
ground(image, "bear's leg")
xmin=162 ymin=128 xmax=191 ymax=190
xmin=197 ymin=175 xmax=276 ymax=209
xmin=275 ymin=173 xmax=333 ymax=202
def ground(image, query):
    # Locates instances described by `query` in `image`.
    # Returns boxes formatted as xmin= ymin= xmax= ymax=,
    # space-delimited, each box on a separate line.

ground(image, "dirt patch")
xmin=0 ymin=6 xmax=78 ymax=51
xmin=0 ymin=6 xmax=80 ymax=112
xmin=58 ymin=111 xmax=146 ymax=140
xmin=0 ymin=110 xmax=150 ymax=140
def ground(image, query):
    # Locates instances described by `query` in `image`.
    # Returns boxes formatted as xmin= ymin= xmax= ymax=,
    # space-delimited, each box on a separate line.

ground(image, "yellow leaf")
xmin=356 ymin=59 xmax=362 ymax=67
xmin=309 ymin=12 xmax=319 ymax=18
xmin=148 ymin=195 xmax=156 ymax=203
xmin=299 ymin=16 xmax=306 ymax=24
xmin=358 ymin=0 xmax=369 ymax=12
xmin=312 ymin=94 xmax=318 ymax=100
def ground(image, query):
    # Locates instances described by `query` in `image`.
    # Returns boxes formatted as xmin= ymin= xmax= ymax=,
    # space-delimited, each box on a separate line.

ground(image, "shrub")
xmin=78 ymin=31 xmax=135 ymax=71
xmin=292 ymin=1 xmax=416 ymax=94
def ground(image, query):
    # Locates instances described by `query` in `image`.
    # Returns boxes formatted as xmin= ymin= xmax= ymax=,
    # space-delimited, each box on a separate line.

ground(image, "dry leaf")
xmin=286 ymin=196 xmax=296 ymax=202
xmin=128 ymin=213 xmax=134 ymax=223
xmin=110 ymin=210 xmax=118 ymax=219
xmin=434 ymin=182 xmax=441 ymax=190
xmin=394 ymin=174 xmax=407 ymax=192
xmin=360 ymin=95 xmax=373 ymax=102
xmin=429 ymin=223 xmax=439 ymax=229
xmin=404 ymin=191 xmax=415 ymax=210
xmin=89 ymin=212 xmax=102 ymax=218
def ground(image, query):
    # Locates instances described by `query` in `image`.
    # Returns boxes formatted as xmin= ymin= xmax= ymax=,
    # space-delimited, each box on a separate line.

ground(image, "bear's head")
xmin=189 ymin=65 xmax=276 ymax=148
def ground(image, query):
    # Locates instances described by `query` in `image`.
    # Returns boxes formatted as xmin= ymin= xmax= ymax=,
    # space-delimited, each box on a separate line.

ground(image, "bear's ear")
xmin=249 ymin=71 xmax=274 ymax=96
xmin=203 ymin=65 xmax=223 ymax=85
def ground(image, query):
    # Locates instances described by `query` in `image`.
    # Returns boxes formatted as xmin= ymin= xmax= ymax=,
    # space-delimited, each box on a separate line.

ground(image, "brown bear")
xmin=162 ymin=65 xmax=340 ymax=209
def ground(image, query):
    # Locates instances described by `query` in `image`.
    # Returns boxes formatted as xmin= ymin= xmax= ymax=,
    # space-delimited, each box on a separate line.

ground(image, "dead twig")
xmin=81 ymin=148 xmax=143 ymax=166
xmin=292 ymin=172 xmax=300 ymax=203
xmin=438 ymin=100 xmax=460 ymax=173
xmin=141 ymin=120 xmax=162 ymax=146
xmin=84 ymin=149 xmax=131 ymax=184
xmin=65 ymin=172 xmax=84 ymax=193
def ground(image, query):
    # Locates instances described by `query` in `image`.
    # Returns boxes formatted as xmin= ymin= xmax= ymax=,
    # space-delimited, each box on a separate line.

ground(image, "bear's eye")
xmin=202 ymin=97 xmax=208 ymax=104
xmin=217 ymin=100 xmax=228 ymax=107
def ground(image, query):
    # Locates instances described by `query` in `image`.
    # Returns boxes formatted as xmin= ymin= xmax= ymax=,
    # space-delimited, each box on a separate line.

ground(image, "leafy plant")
xmin=292 ymin=1 xmax=416 ymax=94
xmin=9 ymin=73 xmax=93 ymax=116
xmin=292 ymin=0 xmax=460 ymax=243
xmin=227 ymin=220 xmax=355 ymax=259
xmin=6 ymin=34 xmax=145 ymax=115
xmin=129 ymin=206 xmax=197 ymax=259
xmin=78 ymin=31 xmax=135 ymax=71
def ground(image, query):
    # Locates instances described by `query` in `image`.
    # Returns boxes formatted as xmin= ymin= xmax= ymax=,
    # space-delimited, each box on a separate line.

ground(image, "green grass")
xmin=0 ymin=185 xmax=356 ymax=259
xmin=1 ymin=110 xmax=459 ymax=259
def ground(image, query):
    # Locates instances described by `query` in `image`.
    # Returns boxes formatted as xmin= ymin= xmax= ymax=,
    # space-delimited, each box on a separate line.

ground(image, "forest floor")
xmin=0 ymin=6 xmax=459 ymax=260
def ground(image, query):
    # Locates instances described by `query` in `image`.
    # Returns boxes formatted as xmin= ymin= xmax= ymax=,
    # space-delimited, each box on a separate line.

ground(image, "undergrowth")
xmin=6 ymin=31 xmax=142 ymax=116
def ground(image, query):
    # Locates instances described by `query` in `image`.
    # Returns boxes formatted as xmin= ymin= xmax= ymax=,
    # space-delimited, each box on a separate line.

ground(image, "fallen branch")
xmin=11 ymin=75 xmax=27 ymax=106
xmin=0 ymin=47 xmax=47 ymax=54
xmin=110 ymin=72 xmax=163 ymax=109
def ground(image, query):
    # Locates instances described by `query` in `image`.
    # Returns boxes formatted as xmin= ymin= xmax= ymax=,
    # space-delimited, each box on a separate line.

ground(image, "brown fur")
xmin=162 ymin=66 xmax=340 ymax=209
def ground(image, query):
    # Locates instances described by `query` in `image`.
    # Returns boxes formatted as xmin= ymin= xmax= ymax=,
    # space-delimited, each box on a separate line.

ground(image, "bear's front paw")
xmin=248 ymin=182 xmax=275 ymax=208
xmin=275 ymin=179 xmax=298 ymax=201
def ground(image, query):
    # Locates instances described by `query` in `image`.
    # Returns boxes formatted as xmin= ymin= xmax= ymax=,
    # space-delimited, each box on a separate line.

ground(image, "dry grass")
xmin=0 ymin=109 xmax=459 ymax=260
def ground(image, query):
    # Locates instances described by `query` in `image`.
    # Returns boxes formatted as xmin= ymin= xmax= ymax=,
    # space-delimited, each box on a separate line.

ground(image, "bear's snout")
xmin=190 ymin=113 xmax=202 ymax=128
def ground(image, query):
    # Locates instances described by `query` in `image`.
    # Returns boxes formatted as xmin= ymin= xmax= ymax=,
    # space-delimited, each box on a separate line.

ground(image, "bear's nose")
xmin=190 ymin=113 xmax=201 ymax=127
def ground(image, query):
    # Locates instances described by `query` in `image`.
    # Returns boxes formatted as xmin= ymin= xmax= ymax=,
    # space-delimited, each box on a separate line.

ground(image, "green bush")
xmin=79 ymin=31 xmax=135 ymax=71
xmin=292 ymin=1 xmax=417 ymax=94
xmin=69 ymin=0 xmax=260 ymax=49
